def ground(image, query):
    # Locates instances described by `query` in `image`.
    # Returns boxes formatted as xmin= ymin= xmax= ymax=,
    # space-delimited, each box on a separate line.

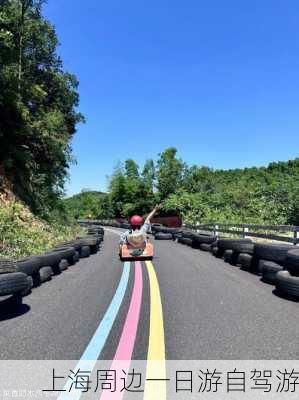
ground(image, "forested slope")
xmin=0 ymin=0 xmax=83 ymax=217
xmin=0 ymin=1 xmax=83 ymax=257
xmin=103 ymin=148 xmax=299 ymax=225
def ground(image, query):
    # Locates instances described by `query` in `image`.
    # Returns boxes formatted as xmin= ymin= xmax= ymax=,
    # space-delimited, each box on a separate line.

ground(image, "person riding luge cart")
xmin=119 ymin=205 xmax=160 ymax=261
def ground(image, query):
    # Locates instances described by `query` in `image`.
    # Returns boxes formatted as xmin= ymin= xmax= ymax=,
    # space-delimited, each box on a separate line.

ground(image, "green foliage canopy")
xmin=106 ymin=148 xmax=299 ymax=225
xmin=0 ymin=0 xmax=84 ymax=217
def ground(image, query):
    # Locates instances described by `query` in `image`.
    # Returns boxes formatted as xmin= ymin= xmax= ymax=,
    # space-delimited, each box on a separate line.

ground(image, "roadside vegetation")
xmin=0 ymin=1 xmax=84 ymax=258
xmin=63 ymin=190 xmax=109 ymax=220
xmin=0 ymin=200 xmax=82 ymax=259
xmin=0 ymin=0 xmax=83 ymax=217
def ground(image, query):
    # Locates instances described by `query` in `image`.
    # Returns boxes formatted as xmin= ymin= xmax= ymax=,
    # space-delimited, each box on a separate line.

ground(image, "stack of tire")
xmin=177 ymin=230 xmax=216 ymax=250
xmin=249 ymin=244 xmax=291 ymax=284
xmin=154 ymin=227 xmax=178 ymax=241
xmin=212 ymin=239 xmax=255 ymax=268
xmin=0 ymin=259 xmax=30 ymax=307
xmin=276 ymin=248 xmax=299 ymax=298
xmin=76 ymin=235 xmax=102 ymax=256
xmin=191 ymin=233 xmax=217 ymax=252
xmin=177 ymin=230 xmax=195 ymax=246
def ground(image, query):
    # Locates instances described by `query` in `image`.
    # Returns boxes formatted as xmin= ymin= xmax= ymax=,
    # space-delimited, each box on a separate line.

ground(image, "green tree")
xmin=156 ymin=147 xmax=185 ymax=200
xmin=125 ymin=159 xmax=139 ymax=179
xmin=108 ymin=164 xmax=127 ymax=218
xmin=0 ymin=0 xmax=83 ymax=216
xmin=142 ymin=159 xmax=155 ymax=192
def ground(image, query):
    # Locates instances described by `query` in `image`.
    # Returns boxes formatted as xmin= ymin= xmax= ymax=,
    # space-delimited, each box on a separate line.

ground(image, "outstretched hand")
xmin=154 ymin=203 xmax=162 ymax=211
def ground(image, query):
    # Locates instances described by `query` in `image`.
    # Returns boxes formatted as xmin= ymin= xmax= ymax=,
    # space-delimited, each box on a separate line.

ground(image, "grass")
xmin=0 ymin=201 xmax=83 ymax=259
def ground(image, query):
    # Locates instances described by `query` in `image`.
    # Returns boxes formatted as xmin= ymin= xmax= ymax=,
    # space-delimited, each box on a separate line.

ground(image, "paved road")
xmin=0 ymin=228 xmax=298 ymax=360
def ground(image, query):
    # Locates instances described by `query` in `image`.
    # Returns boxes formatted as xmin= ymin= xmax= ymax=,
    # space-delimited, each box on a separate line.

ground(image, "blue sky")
xmin=44 ymin=0 xmax=299 ymax=196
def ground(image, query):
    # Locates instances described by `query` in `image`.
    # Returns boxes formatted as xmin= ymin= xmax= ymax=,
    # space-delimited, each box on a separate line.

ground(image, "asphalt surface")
xmin=0 ymin=229 xmax=298 ymax=360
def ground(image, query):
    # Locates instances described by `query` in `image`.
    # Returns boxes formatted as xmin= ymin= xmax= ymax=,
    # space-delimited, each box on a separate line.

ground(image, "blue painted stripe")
xmin=58 ymin=261 xmax=130 ymax=400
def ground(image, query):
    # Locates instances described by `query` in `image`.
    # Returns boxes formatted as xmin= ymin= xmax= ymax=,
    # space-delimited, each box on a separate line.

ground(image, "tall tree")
xmin=0 ymin=0 xmax=84 ymax=216
xmin=125 ymin=159 xmax=139 ymax=179
xmin=156 ymin=147 xmax=185 ymax=200
xmin=108 ymin=164 xmax=126 ymax=218
xmin=142 ymin=159 xmax=155 ymax=192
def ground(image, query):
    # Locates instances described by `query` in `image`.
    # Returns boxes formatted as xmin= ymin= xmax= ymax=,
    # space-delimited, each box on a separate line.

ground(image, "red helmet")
xmin=130 ymin=215 xmax=143 ymax=227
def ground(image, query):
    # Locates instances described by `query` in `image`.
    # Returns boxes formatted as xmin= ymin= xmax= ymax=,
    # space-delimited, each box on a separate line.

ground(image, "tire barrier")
xmin=154 ymin=232 xmax=174 ymax=240
xmin=173 ymin=227 xmax=299 ymax=300
xmin=276 ymin=271 xmax=299 ymax=298
xmin=39 ymin=266 xmax=53 ymax=283
xmin=261 ymin=261 xmax=283 ymax=284
xmin=0 ymin=272 xmax=29 ymax=297
xmin=253 ymin=243 xmax=290 ymax=265
xmin=285 ymin=249 xmax=299 ymax=277
xmin=199 ymin=243 xmax=212 ymax=252
xmin=0 ymin=228 xmax=105 ymax=310
xmin=238 ymin=253 xmax=253 ymax=271
xmin=223 ymin=249 xmax=233 ymax=263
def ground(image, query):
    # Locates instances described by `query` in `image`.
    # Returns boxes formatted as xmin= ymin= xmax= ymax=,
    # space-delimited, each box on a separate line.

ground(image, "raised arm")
xmin=146 ymin=204 xmax=161 ymax=222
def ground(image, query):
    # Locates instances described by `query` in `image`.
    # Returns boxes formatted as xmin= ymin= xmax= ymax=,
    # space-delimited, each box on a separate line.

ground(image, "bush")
xmin=0 ymin=201 xmax=82 ymax=259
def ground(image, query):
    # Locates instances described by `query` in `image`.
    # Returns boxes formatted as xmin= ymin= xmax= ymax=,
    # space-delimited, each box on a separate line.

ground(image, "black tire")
xmin=174 ymin=232 xmax=183 ymax=240
xmin=285 ymin=248 xmax=299 ymax=276
xmin=199 ymin=243 xmax=212 ymax=252
xmin=238 ymin=253 xmax=253 ymax=271
xmin=53 ymin=247 xmax=76 ymax=265
xmin=88 ymin=227 xmax=104 ymax=234
xmin=258 ymin=259 xmax=283 ymax=275
xmin=38 ymin=251 xmax=63 ymax=268
xmin=192 ymin=235 xmax=216 ymax=247
xmin=73 ymin=251 xmax=80 ymax=263
xmin=218 ymin=239 xmax=254 ymax=253
xmin=53 ymin=247 xmax=75 ymax=259
xmin=91 ymin=244 xmax=100 ymax=254
xmin=59 ymin=240 xmax=82 ymax=251
xmin=78 ymin=236 xmax=100 ymax=246
xmin=276 ymin=271 xmax=299 ymax=298
xmin=80 ymin=245 xmax=91 ymax=258
xmin=178 ymin=237 xmax=193 ymax=246
xmin=181 ymin=231 xmax=196 ymax=240
xmin=211 ymin=246 xmax=219 ymax=256
xmin=0 ymin=272 xmax=29 ymax=296
xmin=224 ymin=249 xmax=233 ymax=263
xmin=229 ymin=251 xmax=241 ymax=265
xmin=39 ymin=266 xmax=53 ymax=283
xmin=88 ymin=233 xmax=104 ymax=241
xmin=59 ymin=259 xmax=69 ymax=272
xmin=0 ymin=258 xmax=17 ymax=274
xmin=16 ymin=256 xmax=41 ymax=276
xmin=155 ymin=232 xmax=173 ymax=240
xmin=253 ymin=243 xmax=291 ymax=265
xmin=21 ymin=276 xmax=33 ymax=296
xmin=257 ymin=259 xmax=267 ymax=275
xmin=262 ymin=261 xmax=283 ymax=284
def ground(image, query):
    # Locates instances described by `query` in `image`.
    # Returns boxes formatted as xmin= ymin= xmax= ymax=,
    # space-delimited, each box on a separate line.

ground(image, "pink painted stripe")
xmin=100 ymin=261 xmax=143 ymax=400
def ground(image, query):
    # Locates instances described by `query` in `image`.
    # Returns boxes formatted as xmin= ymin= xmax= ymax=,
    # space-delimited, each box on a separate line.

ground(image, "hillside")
xmin=63 ymin=190 xmax=111 ymax=220
xmin=106 ymin=149 xmax=299 ymax=225
xmin=0 ymin=198 xmax=81 ymax=259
